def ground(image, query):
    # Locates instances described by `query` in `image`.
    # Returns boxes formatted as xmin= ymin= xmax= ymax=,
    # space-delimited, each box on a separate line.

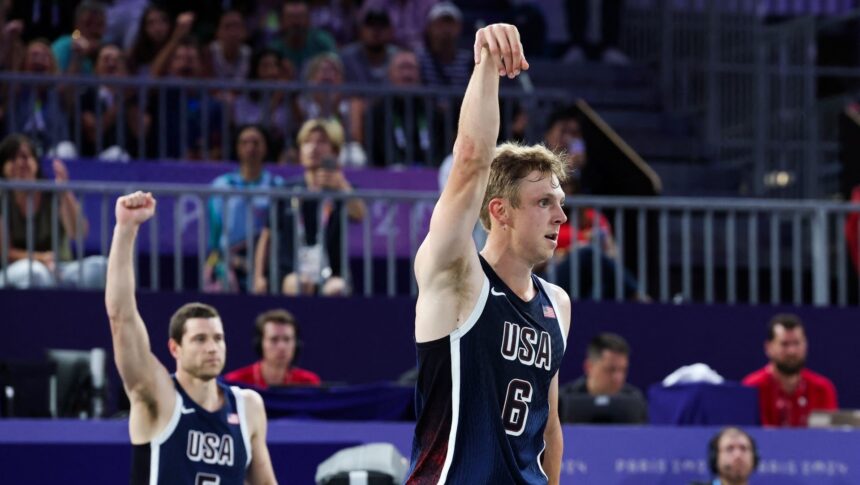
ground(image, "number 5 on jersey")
xmin=502 ymin=379 xmax=533 ymax=436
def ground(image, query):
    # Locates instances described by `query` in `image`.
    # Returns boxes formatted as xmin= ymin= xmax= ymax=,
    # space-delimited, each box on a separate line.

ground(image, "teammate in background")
xmin=407 ymin=24 xmax=570 ymax=484
xmin=105 ymin=191 xmax=277 ymax=484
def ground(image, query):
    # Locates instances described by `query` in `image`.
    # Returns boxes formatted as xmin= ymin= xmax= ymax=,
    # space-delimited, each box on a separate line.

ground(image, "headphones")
xmin=708 ymin=427 xmax=760 ymax=476
xmin=253 ymin=312 xmax=304 ymax=363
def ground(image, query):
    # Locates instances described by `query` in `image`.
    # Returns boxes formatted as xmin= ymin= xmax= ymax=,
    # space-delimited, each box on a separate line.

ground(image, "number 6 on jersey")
xmin=502 ymin=379 xmax=533 ymax=436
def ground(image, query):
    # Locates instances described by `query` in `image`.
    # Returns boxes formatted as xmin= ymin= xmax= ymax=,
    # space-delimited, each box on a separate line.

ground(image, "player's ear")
xmin=488 ymin=198 xmax=509 ymax=227
xmin=168 ymin=338 xmax=180 ymax=359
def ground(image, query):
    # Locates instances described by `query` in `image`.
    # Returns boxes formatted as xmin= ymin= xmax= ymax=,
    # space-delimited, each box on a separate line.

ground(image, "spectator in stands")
xmin=0 ymin=134 xmax=106 ymax=289
xmin=269 ymin=0 xmax=336 ymax=72
xmin=742 ymin=313 xmax=838 ymax=427
xmin=126 ymin=5 xmax=174 ymax=76
xmin=208 ymin=10 xmax=252 ymax=82
xmin=147 ymin=11 xmax=195 ymax=78
xmin=206 ymin=125 xmax=284 ymax=293
xmin=340 ymin=8 xmax=399 ymax=85
xmin=559 ymin=333 xmax=647 ymax=424
xmin=691 ymin=427 xmax=758 ymax=485
xmin=369 ymin=50 xmax=445 ymax=166
xmin=224 ymin=308 xmax=321 ymax=388
xmin=253 ymin=118 xmax=366 ymax=296
xmin=5 ymin=40 xmax=73 ymax=157
xmin=232 ymin=49 xmax=297 ymax=164
xmin=0 ymin=1 xmax=24 ymax=71
xmin=362 ymin=0 xmax=438 ymax=51
xmin=307 ymin=0 xmax=361 ymax=46
xmin=541 ymin=107 xmax=645 ymax=301
xmin=51 ymin=1 xmax=107 ymax=75
xmin=296 ymin=52 xmax=365 ymax=163
xmin=562 ymin=0 xmax=629 ymax=64
xmin=417 ymin=2 xmax=473 ymax=87
xmin=80 ymin=44 xmax=150 ymax=160
xmin=151 ymin=37 xmax=225 ymax=160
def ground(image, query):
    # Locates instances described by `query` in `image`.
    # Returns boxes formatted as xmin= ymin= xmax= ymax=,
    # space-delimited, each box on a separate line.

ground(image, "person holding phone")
xmin=253 ymin=118 xmax=366 ymax=296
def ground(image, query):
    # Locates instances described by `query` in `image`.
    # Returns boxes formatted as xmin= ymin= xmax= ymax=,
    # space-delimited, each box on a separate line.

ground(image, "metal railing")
xmin=622 ymin=1 xmax=860 ymax=198
xmin=2 ymin=180 xmax=860 ymax=306
xmin=0 ymin=73 xmax=566 ymax=166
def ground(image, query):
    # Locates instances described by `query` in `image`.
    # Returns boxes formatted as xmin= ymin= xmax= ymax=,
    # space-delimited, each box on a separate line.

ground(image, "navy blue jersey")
xmin=130 ymin=377 xmax=252 ymax=485
xmin=407 ymin=255 xmax=567 ymax=484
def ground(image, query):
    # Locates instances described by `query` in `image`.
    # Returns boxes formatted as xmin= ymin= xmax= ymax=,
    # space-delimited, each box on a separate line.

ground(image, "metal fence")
xmin=2 ymin=180 xmax=860 ymax=306
xmin=622 ymin=1 xmax=860 ymax=198
xmin=0 ymin=73 xmax=565 ymax=166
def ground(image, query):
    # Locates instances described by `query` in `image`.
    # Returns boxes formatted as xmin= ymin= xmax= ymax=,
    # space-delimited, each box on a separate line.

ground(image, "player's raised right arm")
xmin=105 ymin=192 xmax=173 ymax=410
xmin=415 ymin=24 xmax=529 ymax=286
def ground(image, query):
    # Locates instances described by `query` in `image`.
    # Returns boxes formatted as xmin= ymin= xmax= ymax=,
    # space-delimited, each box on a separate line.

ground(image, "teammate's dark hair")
xmin=586 ymin=333 xmax=630 ymax=361
xmin=169 ymin=303 xmax=220 ymax=343
xmin=767 ymin=313 xmax=803 ymax=341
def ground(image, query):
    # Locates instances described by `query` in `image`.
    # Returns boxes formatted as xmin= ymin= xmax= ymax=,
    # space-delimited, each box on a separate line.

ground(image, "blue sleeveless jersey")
xmin=407 ymin=256 xmax=567 ymax=484
xmin=130 ymin=377 xmax=252 ymax=485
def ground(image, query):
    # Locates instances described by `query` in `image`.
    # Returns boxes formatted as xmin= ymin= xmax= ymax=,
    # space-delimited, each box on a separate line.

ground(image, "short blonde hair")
xmin=296 ymin=118 xmax=345 ymax=155
xmin=479 ymin=142 xmax=568 ymax=231
xmin=302 ymin=52 xmax=344 ymax=83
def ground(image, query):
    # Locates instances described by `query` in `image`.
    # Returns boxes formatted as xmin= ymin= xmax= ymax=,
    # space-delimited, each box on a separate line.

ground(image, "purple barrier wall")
xmin=0 ymin=420 xmax=857 ymax=484
xmin=1 ymin=289 xmax=858 ymax=409
xmin=55 ymin=159 xmax=438 ymax=257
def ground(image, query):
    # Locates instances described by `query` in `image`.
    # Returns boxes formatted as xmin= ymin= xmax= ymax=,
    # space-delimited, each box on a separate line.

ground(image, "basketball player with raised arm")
xmin=105 ymin=191 xmax=277 ymax=484
xmin=407 ymin=23 xmax=571 ymax=484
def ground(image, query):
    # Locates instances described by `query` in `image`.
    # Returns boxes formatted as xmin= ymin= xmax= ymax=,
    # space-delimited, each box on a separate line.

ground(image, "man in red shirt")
xmin=225 ymin=309 xmax=321 ymax=388
xmin=742 ymin=313 xmax=837 ymax=427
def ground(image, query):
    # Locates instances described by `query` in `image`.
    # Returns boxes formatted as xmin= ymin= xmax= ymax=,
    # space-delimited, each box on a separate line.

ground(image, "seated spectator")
xmin=151 ymin=37 xmax=225 ymax=160
xmin=296 ymin=52 xmax=365 ymax=161
xmin=269 ymin=0 xmax=336 ymax=72
xmin=232 ymin=49 xmax=297 ymax=164
xmin=562 ymin=0 xmax=628 ymax=64
xmin=51 ymin=1 xmax=107 ymax=75
xmin=742 ymin=313 xmax=838 ymax=427
xmin=80 ymin=44 xmax=150 ymax=159
xmin=340 ymin=8 xmax=399 ymax=85
xmin=559 ymin=333 xmax=647 ymax=424
xmin=307 ymin=0 xmax=360 ymax=46
xmin=690 ymin=427 xmax=759 ymax=485
xmin=126 ymin=5 xmax=173 ymax=76
xmin=361 ymin=0 xmax=437 ymax=51
xmin=540 ymin=107 xmax=645 ymax=301
xmin=5 ymin=40 xmax=73 ymax=157
xmin=224 ymin=308 xmax=321 ymax=388
xmin=253 ymin=118 xmax=366 ymax=296
xmin=417 ymin=2 xmax=473 ymax=87
xmin=0 ymin=134 xmax=106 ymax=289
xmin=206 ymin=125 xmax=285 ymax=292
xmin=369 ymin=50 xmax=445 ymax=166
xmin=208 ymin=10 xmax=252 ymax=82
xmin=147 ymin=11 xmax=195 ymax=78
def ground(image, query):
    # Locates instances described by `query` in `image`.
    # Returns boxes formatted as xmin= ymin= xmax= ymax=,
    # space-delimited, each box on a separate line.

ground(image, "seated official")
xmin=224 ymin=309 xmax=321 ymax=388
xmin=559 ymin=333 xmax=647 ymax=424
xmin=742 ymin=313 xmax=837 ymax=427
xmin=690 ymin=427 xmax=759 ymax=485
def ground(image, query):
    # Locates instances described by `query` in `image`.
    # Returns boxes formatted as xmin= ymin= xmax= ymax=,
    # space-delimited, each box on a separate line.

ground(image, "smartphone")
xmin=321 ymin=157 xmax=338 ymax=170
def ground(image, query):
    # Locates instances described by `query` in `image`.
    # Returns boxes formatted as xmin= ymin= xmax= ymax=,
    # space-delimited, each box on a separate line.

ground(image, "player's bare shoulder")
xmin=545 ymin=281 xmax=572 ymax=337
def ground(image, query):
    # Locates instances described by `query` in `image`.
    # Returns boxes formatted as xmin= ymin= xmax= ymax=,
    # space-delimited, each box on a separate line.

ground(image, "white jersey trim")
xmin=537 ymin=440 xmax=548 ymax=481
xmin=449 ymin=276 xmax=490 ymax=342
xmin=537 ymin=277 xmax=567 ymax=351
xmin=231 ymin=386 xmax=253 ymax=469
xmin=438 ymin=276 xmax=488 ymax=483
xmin=149 ymin=391 xmax=183 ymax=485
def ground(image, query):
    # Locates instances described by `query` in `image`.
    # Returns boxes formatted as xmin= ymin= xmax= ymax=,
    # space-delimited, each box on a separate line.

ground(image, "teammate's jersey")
xmin=407 ymin=255 xmax=567 ymax=484
xmin=131 ymin=377 xmax=252 ymax=485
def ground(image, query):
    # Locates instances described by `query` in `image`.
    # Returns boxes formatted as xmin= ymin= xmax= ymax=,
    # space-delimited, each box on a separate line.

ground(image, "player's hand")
xmin=115 ymin=191 xmax=156 ymax=228
xmin=474 ymin=23 xmax=529 ymax=79
xmin=253 ymin=275 xmax=267 ymax=294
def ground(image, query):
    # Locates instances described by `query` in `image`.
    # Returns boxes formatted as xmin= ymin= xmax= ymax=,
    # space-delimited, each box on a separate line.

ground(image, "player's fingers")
xmin=505 ymin=27 xmax=525 ymax=75
xmin=494 ymin=27 xmax=514 ymax=79
xmin=482 ymin=26 xmax=504 ymax=76
xmin=473 ymin=30 xmax=483 ymax=65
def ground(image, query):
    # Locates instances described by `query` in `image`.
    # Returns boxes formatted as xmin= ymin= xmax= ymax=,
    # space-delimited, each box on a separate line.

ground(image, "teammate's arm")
xmin=243 ymin=390 xmax=278 ymax=484
xmin=105 ymin=192 xmax=175 ymax=426
xmin=543 ymin=374 xmax=563 ymax=484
